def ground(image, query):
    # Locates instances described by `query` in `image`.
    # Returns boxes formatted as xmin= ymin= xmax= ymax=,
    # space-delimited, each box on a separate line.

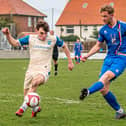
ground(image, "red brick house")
xmin=56 ymin=0 xmax=126 ymax=40
xmin=0 ymin=0 xmax=47 ymax=36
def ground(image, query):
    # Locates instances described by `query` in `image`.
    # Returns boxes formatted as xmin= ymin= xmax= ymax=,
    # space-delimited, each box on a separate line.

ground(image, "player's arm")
xmin=2 ymin=28 xmax=20 ymax=47
xmin=2 ymin=27 xmax=29 ymax=46
xmin=82 ymin=42 xmax=102 ymax=61
xmin=82 ymin=29 xmax=104 ymax=62
xmin=62 ymin=43 xmax=74 ymax=70
xmin=55 ymin=36 xmax=74 ymax=71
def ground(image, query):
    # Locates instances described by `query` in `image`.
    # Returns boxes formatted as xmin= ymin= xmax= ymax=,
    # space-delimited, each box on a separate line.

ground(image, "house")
xmin=55 ymin=0 xmax=126 ymax=40
xmin=0 ymin=0 xmax=47 ymax=36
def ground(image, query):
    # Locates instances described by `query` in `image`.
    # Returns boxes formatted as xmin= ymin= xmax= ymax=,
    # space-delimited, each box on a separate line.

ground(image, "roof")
xmin=0 ymin=0 xmax=46 ymax=17
xmin=56 ymin=0 xmax=126 ymax=26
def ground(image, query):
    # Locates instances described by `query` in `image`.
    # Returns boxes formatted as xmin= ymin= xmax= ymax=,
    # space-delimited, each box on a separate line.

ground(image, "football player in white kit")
xmin=2 ymin=21 xmax=74 ymax=117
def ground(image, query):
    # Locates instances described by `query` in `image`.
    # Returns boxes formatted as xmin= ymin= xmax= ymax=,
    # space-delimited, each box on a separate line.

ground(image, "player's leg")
xmin=77 ymin=53 xmax=81 ymax=63
xmin=16 ymin=72 xmax=45 ymax=117
xmin=29 ymin=73 xmax=49 ymax=117
xmin=23 ymin=72 xmax=33 ymax=97
xmin=80 ymin=60 xmax=125 ymax=98
xmin=100 ymin=86 xmax=126 ymax=119
xmin=16 ymin=73 xmax=33 ymax=117
xmin=80 ymin=70 xmax=126 ymax=119
xmin=100 ymin=60 xmax=126 ymax=119
xmin=76 ymin=56 xmax=80 ymax=64
xmin=53 ymin=53 xmax=58 ymax=76
xmin=24 ymin=89 xmax=29 ymax=97
xmin=31 ymin=106 xmax=41 ymax=118
xmin=80 ymin=58 xmax=126 ymax=119
xmin=80 ymin=70 xmax=115 ymax=100
xmin=75 ymin=56 xmax=77 ymax=62
xmin=80 ymin=57 xmax=113 ymax=99
xmin=100 ymin=82 xmax=121 ymax=112
xmin=78 ymin=57 xmax=80 ymax=63
xmin=53 ymin=59 xmax=58 ymax=76
xmin=74 ymin=52 xmax=78 ymax=63
xmin=28 ymin=73 xmax=45 ymax=93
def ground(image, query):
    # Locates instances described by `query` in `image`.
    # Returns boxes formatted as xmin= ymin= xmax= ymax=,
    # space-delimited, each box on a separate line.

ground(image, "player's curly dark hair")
xmin=36 ymin=21 xmax=49 ymax=32
xmin=100 ymin=5 xmax=114 ymax=14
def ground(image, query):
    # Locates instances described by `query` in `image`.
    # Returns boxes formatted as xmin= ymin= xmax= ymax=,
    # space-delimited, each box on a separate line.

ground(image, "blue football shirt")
xmin=98 ymin=21 xmax=126 ymax=56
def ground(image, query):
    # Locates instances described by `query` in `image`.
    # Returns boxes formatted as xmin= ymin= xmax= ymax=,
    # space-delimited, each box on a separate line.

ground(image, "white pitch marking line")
xmin=45 ymin=96 xmax=80 ymax=104
xmin=0 ymin=94 xmax=80 ymax=104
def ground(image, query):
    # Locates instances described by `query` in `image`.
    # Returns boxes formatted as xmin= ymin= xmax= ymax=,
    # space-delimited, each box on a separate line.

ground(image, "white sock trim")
xmin=116 ymin=108 xmax=124 ymax=113
xmin=20 ymin=101 xmax=28 ymax=112
xmin=32 ymin=106 xmax=39 ymax=112
xmin=87 ymin=90 xmax=90 ymax=96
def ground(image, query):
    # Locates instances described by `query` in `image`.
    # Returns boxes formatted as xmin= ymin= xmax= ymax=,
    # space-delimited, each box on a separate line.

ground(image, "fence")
xmin=0 ymin=31 xmax=11 ymax=49
xmin=61 ymin=41 xmax=107 ymax=53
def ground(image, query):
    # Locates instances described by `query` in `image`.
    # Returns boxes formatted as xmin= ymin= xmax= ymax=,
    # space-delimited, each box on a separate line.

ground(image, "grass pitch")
xmin=0 ymin=59 xmax=126 ymax=126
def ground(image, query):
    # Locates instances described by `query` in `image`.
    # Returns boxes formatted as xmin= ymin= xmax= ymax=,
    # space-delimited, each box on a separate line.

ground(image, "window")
xmin=93 ymin=26 xmax=97 ymax=30
xmin=34 ymin=17 xmax=37 ymax=28
xmin=28 ymin=17 xmax=32 ymax=27
xmin=84 ymin=26 xmax=88 ymax=31
xmin=66 ymin=26 xmax=74 ymax=33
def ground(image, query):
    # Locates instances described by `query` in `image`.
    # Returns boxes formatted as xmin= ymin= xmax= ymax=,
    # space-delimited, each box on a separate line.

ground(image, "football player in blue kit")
xmin=74 ymin=38 xmax=83 ymax=64
xmin=80 ymin=5 xmax=126 ymax=119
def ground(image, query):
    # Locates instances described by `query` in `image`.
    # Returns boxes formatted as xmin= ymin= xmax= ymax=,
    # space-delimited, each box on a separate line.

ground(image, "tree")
xmin=0 ymin=17 xmax=13 ymax=30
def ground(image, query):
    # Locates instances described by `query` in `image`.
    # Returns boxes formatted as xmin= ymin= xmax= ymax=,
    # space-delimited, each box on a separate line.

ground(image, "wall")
xmin=0 ymin=50 xmax=106 ymax=59
xmin=0 ymin=50 xmax=29 ymax=58
xmin=13 ymin=16 xmax=44 ymax=35
xmin=55 ymin=25 xmax=102 ymax=39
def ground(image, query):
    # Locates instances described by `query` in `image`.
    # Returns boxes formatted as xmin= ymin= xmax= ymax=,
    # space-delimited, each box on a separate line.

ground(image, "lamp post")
xmin=51 ymin=8 xmax=54 ymax=30
xmin=79 ymin=19 xmax=85 ymax=41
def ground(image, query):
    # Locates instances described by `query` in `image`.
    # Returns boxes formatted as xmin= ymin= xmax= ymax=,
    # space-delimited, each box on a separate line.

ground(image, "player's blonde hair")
xmin=100 ymin=5 xmax=114 ymax=14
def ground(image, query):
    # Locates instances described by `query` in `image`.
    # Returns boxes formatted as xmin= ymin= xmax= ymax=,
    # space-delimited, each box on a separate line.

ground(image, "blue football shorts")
xmin=99 ymin=56 xmax=126 ymax=81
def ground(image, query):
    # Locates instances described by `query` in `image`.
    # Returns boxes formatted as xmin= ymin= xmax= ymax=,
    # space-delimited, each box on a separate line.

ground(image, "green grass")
xmin=0 ymin=59 xmax=126 ymax=126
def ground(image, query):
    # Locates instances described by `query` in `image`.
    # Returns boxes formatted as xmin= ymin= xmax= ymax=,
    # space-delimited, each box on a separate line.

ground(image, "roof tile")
xmin=0 ymin=0 xmax=46 ymax=17
xmin=56 ymin=0 xmax=126 ymax=25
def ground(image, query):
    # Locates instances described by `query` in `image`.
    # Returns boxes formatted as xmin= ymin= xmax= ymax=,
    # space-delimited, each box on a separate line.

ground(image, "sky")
xmin=23 ymin=0 xmax=68 ymax=30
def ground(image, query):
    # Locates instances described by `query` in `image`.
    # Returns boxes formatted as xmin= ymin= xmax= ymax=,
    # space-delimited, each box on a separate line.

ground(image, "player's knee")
xmin=32 ymin=79 xmax=44 ymax=87
xmin=31 ymin=80 xmax=39 ymax=87
xmin=100 ymin=87 xmax=109 ymax=95
xmin=99 ymin=74 xmax=111 ymax=83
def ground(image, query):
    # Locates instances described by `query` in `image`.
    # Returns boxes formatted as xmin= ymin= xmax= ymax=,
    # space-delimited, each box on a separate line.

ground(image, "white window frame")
xmin=66 ymin=26 xmax=74 ymax=34
xmin=28 ymin=17 xmax=32 ymax=27
xmin=34 ymin=17 xmax=37 ymax=28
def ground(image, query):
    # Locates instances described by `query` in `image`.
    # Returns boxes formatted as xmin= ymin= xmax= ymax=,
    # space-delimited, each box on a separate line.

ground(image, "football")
xmin=24 ymin=92 xmax=40 ymax=107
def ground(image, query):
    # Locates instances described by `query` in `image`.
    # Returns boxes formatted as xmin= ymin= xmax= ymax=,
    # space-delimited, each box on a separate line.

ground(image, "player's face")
xmin=50 ymin=30 xmax=54 ymax=35
xmin=77 ymin=39 xmax=80 ymax=42
xmin=101 ymin=11 xmax=113 ymax=25
xmin=37 ymin=27 xmax=47 ymax=41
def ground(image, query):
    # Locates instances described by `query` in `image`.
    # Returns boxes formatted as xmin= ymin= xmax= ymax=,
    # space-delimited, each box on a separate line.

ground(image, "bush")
xmin=0 ymin=18 xmax=13 ymax=29
xmin=60 ymin=35 xmax=80 ymax=42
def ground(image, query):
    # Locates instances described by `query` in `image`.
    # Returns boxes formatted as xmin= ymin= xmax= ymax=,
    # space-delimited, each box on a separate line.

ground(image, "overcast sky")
xmin=23 ymin=0 xmax=68 ymax=29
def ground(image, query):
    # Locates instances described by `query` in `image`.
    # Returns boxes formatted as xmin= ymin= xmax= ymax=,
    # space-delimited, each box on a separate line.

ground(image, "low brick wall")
xmin=0 ymin=50 xmax=106 ymax=59
xmin=0 ymin=50 xmax=29 ymax=59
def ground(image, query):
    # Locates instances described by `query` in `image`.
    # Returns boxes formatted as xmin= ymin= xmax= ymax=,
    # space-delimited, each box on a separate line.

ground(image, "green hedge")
xmin=60 ymin=35 xmax=80 ymax=42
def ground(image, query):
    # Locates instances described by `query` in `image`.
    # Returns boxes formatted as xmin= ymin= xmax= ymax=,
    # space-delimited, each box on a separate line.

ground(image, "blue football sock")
xmin=88 ymin=81 xmax=104 ymax=95
xmin=103 ymin=91 xmax=120 ymax=111
xmin=78 ymin=57 xmax=80 ymax=63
